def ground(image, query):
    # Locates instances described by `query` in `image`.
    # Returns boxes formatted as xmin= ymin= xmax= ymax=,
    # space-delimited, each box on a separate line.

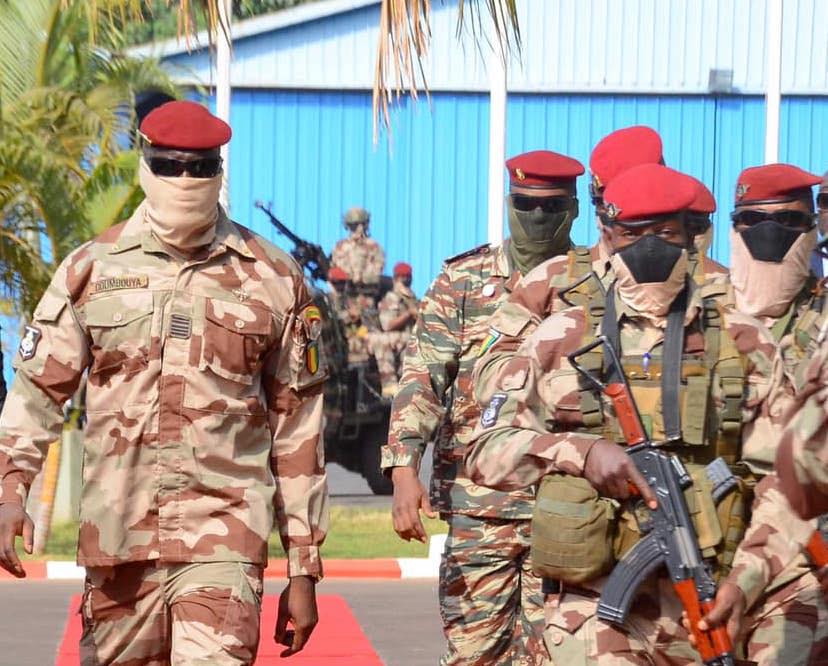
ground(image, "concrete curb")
xmin=3 ymin=534 xmax=447 ymax=581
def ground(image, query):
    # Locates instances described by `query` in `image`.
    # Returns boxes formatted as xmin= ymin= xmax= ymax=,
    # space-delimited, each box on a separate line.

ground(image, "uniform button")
xmin=482 ymin=284 xmax=496 ymax=297
xmin=550 ymin=631 xmax=563 ymax=645
xmin=235 ymin=319 xmax=246 ymax=329
xmin=113 ymin=313 xmax=123 ymax=322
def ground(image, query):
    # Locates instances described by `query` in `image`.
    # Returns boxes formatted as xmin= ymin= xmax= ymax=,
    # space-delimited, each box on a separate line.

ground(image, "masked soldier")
xmin=383 ymin=150 xmax=584 ymax=665
xmin=372 ymin=262 xmax=418 ymax=397
xmin=467 ymin=163 xmax=779 ymax=664
xmin=693 ymin=164 xmax=828 ymax=663
xmin=0 ymin=101 xmax=328 ymax=665
xmin=331 ymin=207 xmax=385 ymax=285
xmin=686 ymin=176 xmax=729 ymax=286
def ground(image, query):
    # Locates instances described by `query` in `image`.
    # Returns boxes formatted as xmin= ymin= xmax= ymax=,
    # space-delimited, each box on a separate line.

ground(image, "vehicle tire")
xmin=361 ymin=431 xmax=393 ymax=495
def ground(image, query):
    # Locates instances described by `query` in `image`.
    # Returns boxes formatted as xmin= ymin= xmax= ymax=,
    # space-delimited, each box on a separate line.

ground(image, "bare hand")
xmin=274 ymin=576 xmax=318 ymax=656
xmin=391 ymin=466 xmax=436 ymax=543
xmin=583 ymin=440 xmax=657 ymax=509
xmin=0 ymin=503 xmax=34 ymax=578
xmin=682 ymin=582 xmax=746 ymax=646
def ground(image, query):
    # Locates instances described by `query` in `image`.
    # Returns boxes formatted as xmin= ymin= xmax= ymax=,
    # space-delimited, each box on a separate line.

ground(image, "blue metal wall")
xmin=222 ymin=89 xmax=828 ymax=297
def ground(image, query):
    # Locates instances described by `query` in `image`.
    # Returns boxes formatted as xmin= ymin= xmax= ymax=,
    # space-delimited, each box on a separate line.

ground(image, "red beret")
xmin=688 ymin=176 xmax=716 ymax=214
xmin=140 ymin=100 xmax=232 ymax=150
xmin=393 ymin=262 xmax=412 ymax=277
xmin=734 ymin=163 xmax=820 ymax=205
xmin=590 ymin=126 xmax=663 ymax=191
xmin=506 ymin=150 xmax=584 ymax=188
xmin=329 ymin=266 xmax=349 ymax=281
xmin=602 ymin=164 xmax=698 ymax=225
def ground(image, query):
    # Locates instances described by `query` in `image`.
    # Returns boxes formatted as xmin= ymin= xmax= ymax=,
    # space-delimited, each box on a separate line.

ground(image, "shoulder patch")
xmin=19 ymin=325 xmax=41 ymax=361
xmin=477 ymin=328 xmax=502 ymax=357
xmin=481 ymin=393 xmax=508 ymax=428
xmin=301 ymin=304 xmax=323 ymax=341
xmin=445 ymin=243 xmax=491 ymax=265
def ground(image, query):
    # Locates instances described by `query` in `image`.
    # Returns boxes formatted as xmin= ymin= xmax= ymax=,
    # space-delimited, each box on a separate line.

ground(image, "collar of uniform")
xmin=106 ymin=203 xmax=145 ymax=254
xmin=614 ymin=277 xmax=702 ymax=328
xmin=492 ymin=242 xmax=513 ymax=278
xmin=211 ymin=208 xmax=256 ymax=260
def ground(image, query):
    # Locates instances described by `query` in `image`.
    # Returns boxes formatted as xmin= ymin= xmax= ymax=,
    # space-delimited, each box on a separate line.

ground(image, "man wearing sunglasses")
xmin=331 ymin=206 xmax=385 ymax=286
xmin=0 ymin=100 xmax=328 ymax=664
xmin=383 ymin=150 xmax=584 ymax=665
xmin=693 ymin=164 xmax=828 ymax=664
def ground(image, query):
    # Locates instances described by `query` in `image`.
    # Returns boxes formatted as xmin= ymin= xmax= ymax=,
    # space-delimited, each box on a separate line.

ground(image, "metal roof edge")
xmin=128 ymin=0 xmax=381 ymax=59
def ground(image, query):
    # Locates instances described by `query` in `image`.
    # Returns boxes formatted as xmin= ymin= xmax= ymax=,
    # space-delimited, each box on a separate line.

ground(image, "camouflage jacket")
xmin=777 ymin=341 xmax=828 ymax=519
xmin=0 ymin=205 xmax=329 ymax=577
xmin=330 ymin=236 xmax=385 ymax=284
xmin=381 ymin=242 xmax=535 ymax=519
xmin=378 ymin=283 xmax=418 ymax=333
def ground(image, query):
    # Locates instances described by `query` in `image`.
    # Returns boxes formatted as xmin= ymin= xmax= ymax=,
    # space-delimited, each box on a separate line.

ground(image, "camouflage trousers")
xmin=80 ymin=560 xmax=263 ymax=666
xmin=543 ymin=575 xmax=700 ymax=665
xmin=439 ymin=514 xmax=546 ymax=666
xmin=370 ymin=330 xmax=409 ymax=396
xmin=741 ymin=570 xmax=828 ymax=665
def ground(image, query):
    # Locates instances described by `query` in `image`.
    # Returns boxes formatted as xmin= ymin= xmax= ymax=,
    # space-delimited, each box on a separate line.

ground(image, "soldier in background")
xmin=372 ymin=262 xmax=418 ymax=398
xmin=0 ymin=101 xmax=328 ymax=664
xmin=383 ymin=150 xmax=585 ymax=665
xmin=331 ymin=207 xmax=385 ymax=285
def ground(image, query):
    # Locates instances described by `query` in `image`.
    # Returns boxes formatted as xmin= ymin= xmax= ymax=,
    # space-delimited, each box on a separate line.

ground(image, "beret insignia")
xmin=735 ymin=183 xmax=750 ymax=200
xmin=604 ymin=203 xmax=621 ymax=220
xmin=515 ymin=168 xmax=526 ymax=181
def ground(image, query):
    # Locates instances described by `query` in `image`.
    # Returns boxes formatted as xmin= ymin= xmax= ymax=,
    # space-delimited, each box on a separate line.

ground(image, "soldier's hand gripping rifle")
xmin=568 ymin=335 xmax=736 ymax=666
xmin=255 ymin=201 xmax=330 ymax=282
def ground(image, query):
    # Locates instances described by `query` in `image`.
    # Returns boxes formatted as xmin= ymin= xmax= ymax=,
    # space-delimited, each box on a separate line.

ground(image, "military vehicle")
xmin=255 ymin=202 xmax=393 ymax=494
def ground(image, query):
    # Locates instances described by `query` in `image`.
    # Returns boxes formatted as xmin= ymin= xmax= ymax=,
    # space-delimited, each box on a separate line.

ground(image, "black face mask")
xmin=615 ymin=234 xmax=685 ymax=283
xmin=739 ymin=220 xmax=804 ymax=263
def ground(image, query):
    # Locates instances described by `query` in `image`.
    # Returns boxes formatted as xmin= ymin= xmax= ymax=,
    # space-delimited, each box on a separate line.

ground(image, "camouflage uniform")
xmin=0 ymin=205 xmax=329 ymax=664
xmin=381 ymin=242 xmax=546 ymax=666
xmin=371 ymin=281 xmax=418 ymax=396
xmin=466 ymin=285 xmax=777 ymax=665
xmin=330 ymin=235 xmax=385 ymax=285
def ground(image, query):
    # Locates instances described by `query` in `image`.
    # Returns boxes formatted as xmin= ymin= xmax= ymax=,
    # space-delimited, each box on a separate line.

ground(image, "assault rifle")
xmin=255 ymin=201 xmax=330 ymax=282
xmin=568 ymin=335 xmax=735 ymax=666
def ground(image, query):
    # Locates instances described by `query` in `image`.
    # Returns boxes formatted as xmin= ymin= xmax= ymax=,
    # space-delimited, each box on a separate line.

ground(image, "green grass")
xmin=24 ymin=507 xmax=448 ymax=561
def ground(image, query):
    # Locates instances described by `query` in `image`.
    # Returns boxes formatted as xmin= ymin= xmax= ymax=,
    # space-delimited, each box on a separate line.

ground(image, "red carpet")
xmin=56 ymin=594 xmax=383 ymax=665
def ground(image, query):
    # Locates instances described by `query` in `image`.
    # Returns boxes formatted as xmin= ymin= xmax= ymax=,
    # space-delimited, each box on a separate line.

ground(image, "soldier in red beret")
xmin=467 ymin=162 xmax=782 ymax=664
xmin=383 ymin=149 xmax=584 ymax=664
xmin=0 ymin=100 xmax=328 ymax=663
xmin=692 ymin=163 xmax=828 ymax=664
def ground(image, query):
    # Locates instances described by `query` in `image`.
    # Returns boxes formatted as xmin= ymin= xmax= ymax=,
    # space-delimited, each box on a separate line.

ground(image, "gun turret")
xmin=255 ymin=201 xmax=330 ymax=282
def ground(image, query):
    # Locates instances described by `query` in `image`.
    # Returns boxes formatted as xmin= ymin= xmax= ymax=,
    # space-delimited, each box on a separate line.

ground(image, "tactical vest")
xmin=787 ymin=277 xmax=827 ymax=359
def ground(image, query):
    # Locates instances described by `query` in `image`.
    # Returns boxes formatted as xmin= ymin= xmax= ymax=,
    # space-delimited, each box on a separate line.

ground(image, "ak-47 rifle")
xmin=254 ymin=201 xmax=330 ymax=282
xmin=568 ymin=335 xmax=736 ymax=666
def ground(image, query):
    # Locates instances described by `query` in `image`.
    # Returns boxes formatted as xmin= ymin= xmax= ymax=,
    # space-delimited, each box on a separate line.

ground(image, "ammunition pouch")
xmin=531 ymin=474 xmax=617 ymax=584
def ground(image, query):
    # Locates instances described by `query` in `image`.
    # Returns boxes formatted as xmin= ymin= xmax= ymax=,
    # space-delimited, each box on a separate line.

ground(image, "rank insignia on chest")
xmin=19 ymin=325 xmax=41 ymax=361
xmin=481 ymin=393 xmax=508 ymax=428
xmin=92 ymin=274 xmax=149 ymax=294
xmin=478 ymin=328 xmax=502 ymax=357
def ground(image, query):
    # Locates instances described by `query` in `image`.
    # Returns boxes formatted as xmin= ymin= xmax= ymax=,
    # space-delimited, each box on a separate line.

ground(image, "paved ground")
xmin=0 ymin=579 xmax=443 ymax=666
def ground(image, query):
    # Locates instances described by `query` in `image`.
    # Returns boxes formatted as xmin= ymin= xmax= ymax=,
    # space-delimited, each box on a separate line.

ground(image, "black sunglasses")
xmin=730 ymin=209 xmax=815 ymax=230
xmin=510 ymin=194 xmax=573 ymax=214
xmin=147 ymin=156 xmax=223 ymax=178
xmin=817 ymin=192 xmax=828 ymax=210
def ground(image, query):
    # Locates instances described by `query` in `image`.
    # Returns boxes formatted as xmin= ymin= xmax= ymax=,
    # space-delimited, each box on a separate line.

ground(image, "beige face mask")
xmin=139 ymin=157 xmax=222 ymax=252
xmin=694 ymin=226 xmax=714 ymax=256
xmin=610 ymin=249 xmax=689 ymax=327
xmin=730 ymin=227 xmax=816 ymax=319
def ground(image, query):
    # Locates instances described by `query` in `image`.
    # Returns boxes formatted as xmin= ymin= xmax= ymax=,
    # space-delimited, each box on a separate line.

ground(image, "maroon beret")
xmin=393 ymin=262 xmax=412 ymax=277
xmin=590 ymin=126 xmax=663 ymax=192
xmin=688 ymin=176 xmax=717 ymax=214
xmin=329 ymin=266 xmax=349 ymax=281
xmin=140 ymin=100 xmax=232 ymax=150
xmin=734 ymin=163 xmax=820 ymax=205
xmin=506 ymin=150 xmax=584 ymax=188
xmin=602 ymin=164 xmax=698 ymax=225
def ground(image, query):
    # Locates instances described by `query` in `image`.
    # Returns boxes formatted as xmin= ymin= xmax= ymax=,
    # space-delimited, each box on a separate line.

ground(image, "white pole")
xmin=764 ymin=0 xmax=783 ymax=164
xmin=487 ymin=43 xmax=507 ymax=246
xmin=216 ymin=0 xmax=232 ymax=209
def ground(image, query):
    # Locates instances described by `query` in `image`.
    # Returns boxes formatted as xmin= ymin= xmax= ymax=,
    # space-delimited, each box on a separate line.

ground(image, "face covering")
xmin=694 ymin=225 xmax=714 ymax=256
xmin=507 ymin=197 xmax=576 ymax=274
xmin=730 ymin=224 xmax=816 ymax=319
xmin=610 ymin=234 xmax=689 ymax=323
xmin=139 ymin=157 xmax=221 ymax=252
xmin=347 ymin=223 xmax=367 ymax=240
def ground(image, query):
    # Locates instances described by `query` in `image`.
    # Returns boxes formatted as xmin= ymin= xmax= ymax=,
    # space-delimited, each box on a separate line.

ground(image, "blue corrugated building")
xmin=130 ymin=0 xmax=828 ymax=298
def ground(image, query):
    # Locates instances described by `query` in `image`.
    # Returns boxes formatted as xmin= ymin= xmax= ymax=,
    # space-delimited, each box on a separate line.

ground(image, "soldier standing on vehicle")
xmin=0 ymin=100 xmax=328 ymax=665
xmin=467 ymin=163 xmax=780 ymax=664
xmin=383 ymin=150 xmax=585 ymax=665
xmin=331 ymin=207 xmax=385 ymax=285
xmin=372 ymin=262 xmax=418 ymax=398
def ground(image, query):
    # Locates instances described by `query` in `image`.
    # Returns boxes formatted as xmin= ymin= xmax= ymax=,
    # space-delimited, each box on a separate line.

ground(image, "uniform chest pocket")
xmin=199 ymin=299 xmax=274 ymax=385
xmin=84 ymin=293 xmax=154 ymax=377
